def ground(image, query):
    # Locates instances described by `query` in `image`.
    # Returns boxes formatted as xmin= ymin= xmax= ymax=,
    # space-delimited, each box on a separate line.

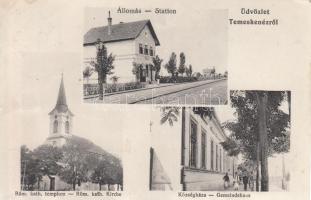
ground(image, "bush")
xmin=104 ymin=82 xmax=145 ymax=93
xmin=84 ymin=84 xmax=100 ymax=96
xmin=84 ymin=82 xmax=146 ymax=96
xmin=159 ymin=76 xmax=198 ymax=83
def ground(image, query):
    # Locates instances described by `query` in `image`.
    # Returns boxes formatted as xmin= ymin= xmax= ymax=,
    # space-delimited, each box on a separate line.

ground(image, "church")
xmin=21 ymin=75 xmax=123 ymax=191
xmin=83 ymin=11 xmax=160 ymax=84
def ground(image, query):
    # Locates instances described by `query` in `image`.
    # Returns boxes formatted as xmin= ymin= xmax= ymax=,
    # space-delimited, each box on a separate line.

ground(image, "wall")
xmin=150 ymin=109 xmax=182 ymax=191
xmin=84 ymin=40 xmax=136 ymax=83
xmin=46 ymin=110 xmax=72 ymax=147
xmin=181 ymin=108 xmax=236 ymax=190
xmin=134 ymin=25 xmax=156 ymax=65
xmin=83 ymin=25 xmax=157 ymax=83
xmin=183 ymin=109 xmax=227 ymax=173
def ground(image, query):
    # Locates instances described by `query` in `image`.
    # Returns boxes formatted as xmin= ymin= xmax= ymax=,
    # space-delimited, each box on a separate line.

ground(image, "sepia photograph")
xmin=148 ymin=91 xmax=290 ymax=191
xmin=83 ymin=8 xmax=228 ymax=105
xmin=17 ymin=53 xmax=123 ymax=191
xmin=1 ymin=1 xmax=310 ymax=199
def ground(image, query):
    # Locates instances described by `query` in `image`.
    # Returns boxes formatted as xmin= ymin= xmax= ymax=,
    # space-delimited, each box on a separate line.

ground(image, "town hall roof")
xmin=84 ymin=20 xmax=160 ymax=46
xmin=49 ymin=75 xmax=73 ymax=115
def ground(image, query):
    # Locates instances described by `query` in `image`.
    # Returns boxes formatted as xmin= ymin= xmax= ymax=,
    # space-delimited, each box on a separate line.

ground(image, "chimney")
xmin=107 ymin=11 xmax=112 ymax=35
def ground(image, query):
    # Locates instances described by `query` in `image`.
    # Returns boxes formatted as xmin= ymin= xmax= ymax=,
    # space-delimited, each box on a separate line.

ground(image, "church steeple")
xmin=55 ymin=74 xmax=68 ymax=113
xmin=47 ymin=74 xmax=74 ymax=147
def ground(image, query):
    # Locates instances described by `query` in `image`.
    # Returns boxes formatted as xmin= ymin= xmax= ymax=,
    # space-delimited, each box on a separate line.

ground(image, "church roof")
xmin=84 ymin=20 xmax=160 ymax=46
xmin=67 ymin=135 xmax=121 ymax=161
xmin=49 ymin=75 xmax=73 ymax=115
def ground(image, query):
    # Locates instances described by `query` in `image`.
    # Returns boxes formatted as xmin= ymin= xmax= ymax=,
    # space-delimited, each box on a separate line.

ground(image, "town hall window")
xmin=201 ymin=130 xmax=206 ymax=169
xmin=139 ymin=44 xmax=143 ymax=54
xmin=220 ymin=148 xmax=222 ymax=172
xmin=53 ymin=120 xmax=58 ymax=133
xmin=189 ymin=120 xmax=197 ymax=168
xmin=65 ymin=121 xmax=70 ymax=133
xmin=216 ymin=144 xmax=218 ymax=171
xmin=210 ymin=140 xmax=214 ymax=170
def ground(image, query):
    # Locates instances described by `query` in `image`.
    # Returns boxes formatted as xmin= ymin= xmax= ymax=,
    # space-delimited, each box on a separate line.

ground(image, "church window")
xmin=150 ymin=47 xmax=154 ymax=56
xmin=139 ymin=44 xmax=143 ymax=54
xmin=189 ymin=120 xmax=197 ymax=168
xmin=65 ymin=121 xmax=70 ymax=133
xmin=53 ymin=120 xmax=58 ymax=133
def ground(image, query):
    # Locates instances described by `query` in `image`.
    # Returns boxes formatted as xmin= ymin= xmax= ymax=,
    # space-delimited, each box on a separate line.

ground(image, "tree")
xmin=178 ymin=52 xmax=186 ymax=76
xmin=152 ymin=55 xmax=163 ymax=80
xmin=224 ymin=71 xmax=228 ymax=78
xmin=132 ymin=62 xmax=142 ymax=82
xmin=83 ymin=66 xmax=94 ymax=84
xmin=186 ymin=65 xmax=193 ymax=77
xmin=21 ymin=145 xmax=40 ymax=190
xmin=211 ymin=67 xmax=216 ymax=79
xmin=160 ymin=107 xmax=215 ymax=127
xmin=59 ymin=138 xmax=94 ymax=190
xmin=160 ymin=107 xmax=180 ymax=126
xmin=90 ymin=154 xmax=123 ymax=191
xmin=221 ymin=137 xmax=240 ymax=157
xmin=195 ymin=72 xmax=202 ymax=79
xmin=59 ymin=136 xmax=122 ymax=191
xmin=31 ymin=145 xmax=63 ymax=190
xmin=110 ymin=76 xmax=119 ymax=84
xmin=165 ymin=52 xmax=177 ymax=78
xmin=91 ymin=42 xmax=115 ymax=100
xmin=225 ymin=91 xmax=290 ymax=191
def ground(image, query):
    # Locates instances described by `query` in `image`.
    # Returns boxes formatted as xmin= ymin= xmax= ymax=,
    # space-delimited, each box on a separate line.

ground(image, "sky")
xmin=84 ymin=7 xmax=228 ymax=74
xmin=10 ymin=52 xmax=125 ymax=158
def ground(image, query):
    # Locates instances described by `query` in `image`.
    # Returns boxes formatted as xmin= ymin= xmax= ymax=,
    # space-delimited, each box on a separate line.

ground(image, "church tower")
xmin=46 ymin=75 xmax=74 ymax=147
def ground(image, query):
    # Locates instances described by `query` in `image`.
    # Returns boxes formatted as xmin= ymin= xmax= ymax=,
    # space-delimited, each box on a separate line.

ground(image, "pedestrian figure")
xmin=233 ymin=172 xmax=239 ymax=191
xmin=223 ymin=173 xmax=230 ymax=190
xmin=249 ymin=172 xmax=255 ymax=191
xmin=243 ymin=174 xmax=249 ymax=191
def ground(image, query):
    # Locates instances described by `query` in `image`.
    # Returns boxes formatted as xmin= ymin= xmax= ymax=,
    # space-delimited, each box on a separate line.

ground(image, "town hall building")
xmin=149 ymin=107 xmax=238 ymax=191
xmin=84 ymin=12 xmax=160 ymax=84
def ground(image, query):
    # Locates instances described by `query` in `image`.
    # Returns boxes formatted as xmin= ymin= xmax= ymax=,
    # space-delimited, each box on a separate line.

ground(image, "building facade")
xmin=84 ymin=12 xmax=160 ymax=84
xmin=180 ymin=108 xmax=237 ymax=191
xmin=150 ymin=108 xmax=237 ymax=191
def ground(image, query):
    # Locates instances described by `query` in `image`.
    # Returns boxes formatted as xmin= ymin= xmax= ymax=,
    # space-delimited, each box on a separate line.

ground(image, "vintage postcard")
xmin=0 ymin=0 xmax=311 ymax=200
xmin=82 ymin=7 xmax=228 ymax=105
